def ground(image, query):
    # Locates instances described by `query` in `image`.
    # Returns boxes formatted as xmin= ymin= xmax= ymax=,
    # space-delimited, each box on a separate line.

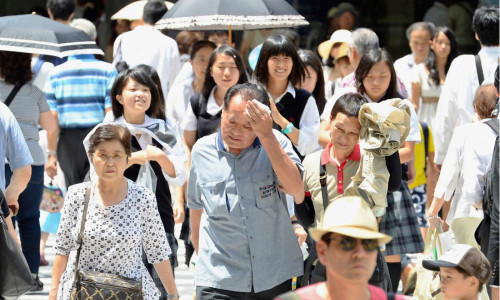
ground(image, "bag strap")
xmin=475 ymin=55 xmax=484 ymax=85
xmin=319 ymin=159 xmax=329 ymax=210
xmin=485 ymin=119 xmax=499 ymax=136
xmin=72 ymin=183 xmax=92 ymax=283
xmin=387 ymin=292 xmax=395 ymax=300
xmin=4 ymin=84 xmax=22 ymax=107
xmin=421 ymin=122 xmax=429 ymax=159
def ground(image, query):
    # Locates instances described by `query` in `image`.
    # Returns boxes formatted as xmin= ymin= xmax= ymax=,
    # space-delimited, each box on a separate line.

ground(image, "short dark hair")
xmin=356 ymin=48 xmax=399 ymax=100
xmin=46 ymin=0 xmax=75 ymax=20
xmin=0 ymin=51 xmax=32 ymax=85
xmin=473 ymin=6 xmax=499 ymax=46
xmin=298 ymin=49 xmax=326 ymax=114
xmin=405 ymin=22 xmax=435 ymax=41
xmin=254 ymin=34 xmax=306 ymax=87
xmin=176 ymin=31 xmax=199 ymax=55
xmin=143 ymin=0 xmax=167 ymax=25
xmin=88 ymin=124 xmax=132 ymax=158
xmin=223 ymin=83 xmax=270 ymax=110
xmin=134 ymin=64 xmax=165 ymax=113
xmin=474 ymin=84 xmax=498 ymax=119
xmin=330 ymin=93 xmax=367 ymax=120
xmin=203 ymin=30 xmax=229 ymax=40
xmin=202 ymin=46 xmax=248 ymax=98
xmin=111 ymin=67 xmax=165 ymax=121
xmin=189 ymin=40 xmax=216 ymax=60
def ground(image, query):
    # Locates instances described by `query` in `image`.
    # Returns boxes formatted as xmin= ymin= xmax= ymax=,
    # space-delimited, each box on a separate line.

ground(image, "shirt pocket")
xmin=251 ymin=173 xmax=278 ymax=209
xmin=200 ymin=179 xmax=228 ymax=216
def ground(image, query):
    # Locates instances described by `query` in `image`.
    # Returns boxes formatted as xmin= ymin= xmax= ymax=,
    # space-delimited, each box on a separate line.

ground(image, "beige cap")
xmin=318 ymin=29 xmax=352 ymax=60
xmin=423 ymin=244 xmax=492 ymax=284
xmin=309 ymin=196 xmax=392 ymax=245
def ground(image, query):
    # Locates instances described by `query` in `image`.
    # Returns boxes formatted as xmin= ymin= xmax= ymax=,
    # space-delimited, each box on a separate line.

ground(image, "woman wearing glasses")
xmin=50 ymin=124 xmax=179 ymax=300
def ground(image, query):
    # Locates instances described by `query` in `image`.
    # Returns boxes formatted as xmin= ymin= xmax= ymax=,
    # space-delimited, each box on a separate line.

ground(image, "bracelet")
xmin=427 ymin=214 xmax=439 ymax=220
xmin=46 ymin=150 xmax=57 ymax=156
xmin=167 ymin=295 xmax=180 ymax=299
xmin=281 ymin=122 xmax=295 ymax=135
xmin=291 ymin=220 xmax=300 ymax=225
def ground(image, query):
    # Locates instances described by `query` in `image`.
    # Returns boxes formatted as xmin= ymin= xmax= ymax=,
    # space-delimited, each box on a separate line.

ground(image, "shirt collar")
xmin=320 ymin=142 xmax=361 ymax=165
xmin=479 ymin=46 xmax=500 ymax=57
xmin=216 ymin=129 xmax=261 ymax=153
xmin=268 ymin=81 xmax=295 ymax=103
xmin=67 ymin=54 xmax=95 ymax=61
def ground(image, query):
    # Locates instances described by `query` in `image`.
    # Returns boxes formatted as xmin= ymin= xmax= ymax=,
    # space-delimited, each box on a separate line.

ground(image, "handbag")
xmin=40 ymin=181 xmax=64 ymax=213
xmin=414 ymin=224 xmax=445 ymax=300
xmin=69 ymin=183 xmax=143 ymax=300
xmin=0 ymin=193 xmax=35 ymax=298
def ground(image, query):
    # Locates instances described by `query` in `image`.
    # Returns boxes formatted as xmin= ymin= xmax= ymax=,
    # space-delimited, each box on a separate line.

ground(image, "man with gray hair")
xmin=70 ymin=18 xmax=96 ymax=41
xmin=44 ymin=19 xmax=117 ymax=188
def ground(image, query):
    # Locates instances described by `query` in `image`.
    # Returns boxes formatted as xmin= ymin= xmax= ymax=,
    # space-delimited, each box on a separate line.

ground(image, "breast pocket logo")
xmin=259 ymin=183 xmax=277 ymax=199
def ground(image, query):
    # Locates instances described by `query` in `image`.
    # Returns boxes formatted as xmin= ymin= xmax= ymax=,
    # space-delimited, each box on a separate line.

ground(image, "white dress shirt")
xmin=270 ymin=82 xmax=321 ymax=156
xmin=166 ymin=62 xmax=195 ymax=133
xmin=434 ymin=120 xmax=497 ymax=223
xmin=113 ymin=25 xmax=182 ymax=100
xmin=394 ymin=53 xmax=417 ymax=97
xmin=181 ymin=87 xmax=221 ymax=132
xmin=433 ymin=47 xmax=500 ymax=164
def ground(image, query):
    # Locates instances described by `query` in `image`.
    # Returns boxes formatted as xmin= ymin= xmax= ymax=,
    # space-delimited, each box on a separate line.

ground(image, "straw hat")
xmin=334 ymin=42 xmax=350 ymax=62
xmin=309 ymin=196 xmax=392 ymax=245
xmin=318 ymin=29 xmax=352 ymax=60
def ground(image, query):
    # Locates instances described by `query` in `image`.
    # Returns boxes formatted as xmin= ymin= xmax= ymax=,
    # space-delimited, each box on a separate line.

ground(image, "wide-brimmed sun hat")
xmin=309 ymin=196 xmax=392 ymax=245
xmin=318 ymin=29 xmax=352 ymax=60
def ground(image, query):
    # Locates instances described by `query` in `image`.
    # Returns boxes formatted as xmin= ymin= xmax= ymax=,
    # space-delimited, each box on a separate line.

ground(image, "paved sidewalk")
xmin=20 ymin=224 xmax=195 ymax=300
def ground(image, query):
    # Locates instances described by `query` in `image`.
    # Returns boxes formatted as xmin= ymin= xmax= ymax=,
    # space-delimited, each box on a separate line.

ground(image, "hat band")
xmin=326 ymin=224 xmax=379 ymax=234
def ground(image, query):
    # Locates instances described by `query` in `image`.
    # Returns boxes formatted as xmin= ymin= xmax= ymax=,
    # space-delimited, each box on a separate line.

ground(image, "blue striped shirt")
xmin=45 ymin=55 xmax=117 ymax=128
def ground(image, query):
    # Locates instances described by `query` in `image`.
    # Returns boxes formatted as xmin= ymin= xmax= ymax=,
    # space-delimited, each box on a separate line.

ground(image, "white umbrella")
xmin=111 ymin=1 xmax=175 ymax=21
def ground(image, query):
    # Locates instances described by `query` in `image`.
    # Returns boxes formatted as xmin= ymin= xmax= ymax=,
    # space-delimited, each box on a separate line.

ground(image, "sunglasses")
xmin=323 ymin=235 xmax=379 ymax=252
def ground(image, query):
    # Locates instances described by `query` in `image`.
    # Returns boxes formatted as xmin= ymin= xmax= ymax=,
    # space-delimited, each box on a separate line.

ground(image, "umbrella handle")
xmin=229 ymin=24 xmax=232 ymax=46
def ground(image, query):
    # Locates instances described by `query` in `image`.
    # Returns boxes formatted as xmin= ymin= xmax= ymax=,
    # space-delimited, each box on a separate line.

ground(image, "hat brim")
xmin=318 ymin=40 xmax=335 ymax=60
xmin=310 ymin=226 xmax=393 ymax=245
xmin=422 ymin=259 xmax=457 ymax=271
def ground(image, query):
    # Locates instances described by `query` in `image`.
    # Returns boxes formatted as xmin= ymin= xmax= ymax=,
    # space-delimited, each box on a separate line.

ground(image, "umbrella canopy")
xmin=111 ymin=1 xmax=175 ymax=21
xmin=155 ymin=0 xmax=309 ymax=30
xmin=0 ymin=14 xmax=104 ymax=58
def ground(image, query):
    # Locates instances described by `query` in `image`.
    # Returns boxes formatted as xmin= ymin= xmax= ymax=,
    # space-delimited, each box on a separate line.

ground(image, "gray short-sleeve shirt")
xmin=188 ymin=129 xmax=304 ymax=293
xmin=0 ymin=81 xmax=49 ymax=165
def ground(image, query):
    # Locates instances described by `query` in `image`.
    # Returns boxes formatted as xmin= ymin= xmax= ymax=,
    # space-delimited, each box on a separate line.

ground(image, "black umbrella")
xmin=0 ymin=14 xmax=104 ymax=58
xmin=155 ymin=0 xmax=309 ymax=43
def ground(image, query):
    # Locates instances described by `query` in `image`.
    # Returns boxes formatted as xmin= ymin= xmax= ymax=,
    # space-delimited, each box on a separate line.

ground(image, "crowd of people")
xmin=0 ymin=1 xmax=499 ymax=300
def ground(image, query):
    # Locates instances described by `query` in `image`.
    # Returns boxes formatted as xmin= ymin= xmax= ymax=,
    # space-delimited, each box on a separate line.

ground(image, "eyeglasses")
xmin=323 ymin=235 xmax=379 ymax=252
xmin=93 ymin=151 xmax=127 ymax=163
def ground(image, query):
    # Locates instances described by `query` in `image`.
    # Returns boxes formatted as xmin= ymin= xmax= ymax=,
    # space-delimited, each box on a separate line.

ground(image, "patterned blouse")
xmin=55 ymin=179 xmax=171 ymax=300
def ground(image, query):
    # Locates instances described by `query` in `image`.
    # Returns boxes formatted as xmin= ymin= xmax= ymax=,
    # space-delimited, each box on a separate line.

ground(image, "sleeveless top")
xmin=189 ymin=93 xmax=222 ymax=140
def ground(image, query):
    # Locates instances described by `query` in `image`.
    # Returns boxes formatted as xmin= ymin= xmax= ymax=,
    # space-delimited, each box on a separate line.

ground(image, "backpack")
xmin=483 ymin=119 xmax=499 ymax=216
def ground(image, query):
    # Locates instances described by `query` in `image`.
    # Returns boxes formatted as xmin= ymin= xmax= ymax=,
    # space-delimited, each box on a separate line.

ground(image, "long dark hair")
xmin=202 ymin=45 xmax=248 ymax=99
xmin=298 ymin=49 xmax=326 ymax=114
xmin=426 ymin=27 xmax=458 ymax=86
xmin=111 ymin=67 xmax=166 ymax=120
xmin=356 ymin=48 xmax=399 ymax=100
xmin=254 ymin=34 xmax=306 ymax=87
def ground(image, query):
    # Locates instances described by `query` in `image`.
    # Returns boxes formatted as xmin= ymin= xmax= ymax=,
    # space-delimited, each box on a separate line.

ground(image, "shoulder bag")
xmin=0 ymin=191 xmax=35 ymax=298
xmin=70 ymin=183 xmax=143 ymax=300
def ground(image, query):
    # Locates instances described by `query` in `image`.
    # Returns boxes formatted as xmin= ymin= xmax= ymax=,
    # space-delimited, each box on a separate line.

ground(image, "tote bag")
xmin=414 ymin=224 xmax=445 ymax=300
xmin=0 ymin=196 xmax=35 ymax=298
